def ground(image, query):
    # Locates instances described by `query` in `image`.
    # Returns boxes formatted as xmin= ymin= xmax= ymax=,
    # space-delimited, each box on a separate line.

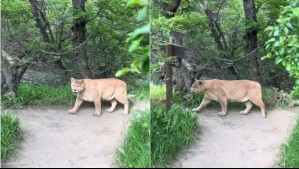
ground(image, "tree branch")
xmin=162 ymin=0 xmax=182 ymax=18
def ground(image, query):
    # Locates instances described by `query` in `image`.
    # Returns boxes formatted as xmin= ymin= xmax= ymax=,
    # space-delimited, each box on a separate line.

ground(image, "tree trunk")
xmin=243 ymin=0 xmax=261 ymax=82
xmin=72 ymin=0 xmax=92 ymax=78
xmin=1 ymin=50 xmax=29 ymax=96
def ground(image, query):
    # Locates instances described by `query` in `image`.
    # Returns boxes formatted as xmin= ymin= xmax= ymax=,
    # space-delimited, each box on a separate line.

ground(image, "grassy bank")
xmin=150 ymin=84 xmax=199 ymax=167
xmin=151 ymin=103 xmax=198 ymax=167
xmin=1 ymin=113 xmax=21 ymax=162
xmin=2 ymin=84 xmax=75 ymax=108
xmin=117 ymin=110 xmax=150 ymax=168
xmin=278 ymin=114 xmax=299 ymax=168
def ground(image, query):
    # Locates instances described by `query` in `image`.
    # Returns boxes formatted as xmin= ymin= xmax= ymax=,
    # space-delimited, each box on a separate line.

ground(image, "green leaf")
xmin=128 ymin=36 xmax=144 ymax=52
xmin=279 ymin=48 xmax=285 ymax=55
xmin=118 ymin=148 xmax=126 ymax=156
xmin=274 ymin=41 xmax=280 ymax=47
xmin=273 ymin=30 xmax=280 ymax=36
xmin=293 ymin=7 xmax=299 ymax=16
xmin=127 ymin=23 xmax=150 ymax=42
xmin=286 ymin=22 xmax=294 ymax=29
xmin=265 ymin=26 xmax=274 ymax=31
xmin=136 ymin=7 xmax=148 ymax=22
xmin=284 ymin=142 xmax=290 ymax=148
xmin=286 ymin=64 xmax=292 ymax=71
xmin=142 ymin=122 xmax=149 ymax=128
xmin=115 ymin=68 xmax=131 ymax=77
xmin=276 ymin=58 xmax=283 ymax=64
xmin=127 ymin=0 xmax=148 ymax=7
xmin=266 ymin=38 xmax=276 ymax=43
xmin=283 ymin=27 xmax=289 ymax=34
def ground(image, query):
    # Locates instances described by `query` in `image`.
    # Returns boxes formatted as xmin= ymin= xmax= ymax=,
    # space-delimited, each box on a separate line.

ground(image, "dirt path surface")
xmin=174 ymin=107 xmax=298 ymax=168
xmin=3 ymin=102 xmax=149 ymax=168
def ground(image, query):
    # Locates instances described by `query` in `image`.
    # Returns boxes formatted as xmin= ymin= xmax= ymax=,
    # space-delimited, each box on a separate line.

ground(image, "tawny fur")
xmin=190 ymin=79 xmax=267 ymax=118
xmin=68 ymin=78 xmax=129 ymax=117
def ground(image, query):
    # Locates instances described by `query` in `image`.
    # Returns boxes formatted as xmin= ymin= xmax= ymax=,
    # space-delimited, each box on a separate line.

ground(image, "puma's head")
xmin=190 ymin=79 xmax=205 ymax=94
xmin=70 ymin=77 xmax=85 ymax=95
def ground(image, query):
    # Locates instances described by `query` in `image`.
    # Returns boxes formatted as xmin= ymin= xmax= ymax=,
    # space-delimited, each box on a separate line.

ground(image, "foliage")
xmin=151 ymin=0 xmax=296 ymax=93
xmin=86 ymin=0 xmax=140 ymax=77
xmin=116 ymin=0 xmax=150 ymax=77
xmin=278 ymin=115 xmax=299 ymax=168
xmin=1 ymin=0 xmax=39 ymax=51
xmin=1 ymin=113 xmax=21 ymax=162
xmin=117 ymin=110 xmax=150 ymax=168
xmin=128 ymin=82 xmax=150 ymax=101
xmin=1 ymin=83 xmax=76 ymax=108
xmin=151 ymin=103 xmax=198 ymax=167
xmin=1 ymin=0 xmax=142 ymax=97
xmin=264 ymin=0 xmax=299 ymax=94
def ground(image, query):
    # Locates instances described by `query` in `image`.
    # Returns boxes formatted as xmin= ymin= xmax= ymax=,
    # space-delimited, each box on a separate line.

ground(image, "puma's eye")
xmin=77 ymin=86 xmax=80 ymax=88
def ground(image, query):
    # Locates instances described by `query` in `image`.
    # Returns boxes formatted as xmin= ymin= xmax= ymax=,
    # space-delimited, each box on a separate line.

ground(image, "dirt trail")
xmin=174 ymin=107 xmax=298 ymax=168
xmin=3 ymin=102 xmax=149 ymax=168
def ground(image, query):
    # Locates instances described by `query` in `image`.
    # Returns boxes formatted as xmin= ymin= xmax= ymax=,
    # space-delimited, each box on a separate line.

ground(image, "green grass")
xmin=151 ymin=103 xmax=198 ymax=167
xmin=117 ymin=110 xmax=151 ymax=168
xmin=150 ymin=84 xmax=166 ymax=101
xmin=278 ymin=115 xmax=299 ymax=168
xmin=128 ymin=82 xmax=150 ymax=101
xmin=1 ymin=113 xmax=21 ymax=162
xmin=2 ymin=83 xmax=76 ymax=108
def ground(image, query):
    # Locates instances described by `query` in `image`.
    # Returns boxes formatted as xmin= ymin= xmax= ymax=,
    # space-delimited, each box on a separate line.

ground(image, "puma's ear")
xmin=197 ymin=80 xmax=204 ymax=85
xmin=70 ymin=77 xmax=74 ymax=82
xmin=78 ymin=80 xmax=84 ymax=84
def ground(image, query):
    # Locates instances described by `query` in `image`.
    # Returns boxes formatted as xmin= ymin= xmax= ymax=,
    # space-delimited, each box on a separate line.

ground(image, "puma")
xmin=190 ymin=79 xmax=267 ymax=118
xmin=68 ymin=78 xmax=129 ymax=116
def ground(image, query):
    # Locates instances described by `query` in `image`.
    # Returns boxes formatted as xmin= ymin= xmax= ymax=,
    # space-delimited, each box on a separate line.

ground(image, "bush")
xmin=151 ymin=103 xmax=198 ymax=167
xmin=278 ymin=115 xmax=299 ymax=168
xmin=117 ymin=110 xmax=150 ymax=168
xmin=1 ymin=113 xmax=21 ymax=162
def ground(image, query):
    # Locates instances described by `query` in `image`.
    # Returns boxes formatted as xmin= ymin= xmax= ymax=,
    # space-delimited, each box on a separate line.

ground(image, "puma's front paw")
xmin=68 ymin=109 xmax=77 ymax=114
xmin=93 ymin=112 xmax=101 ymax=117
xmin=240 ymin=111 xmax=248 ymax=115
xmin=106 ymin=109 xmax=113 ymax=113
xmin=218 ymin=112 xmax=227 ymax=116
